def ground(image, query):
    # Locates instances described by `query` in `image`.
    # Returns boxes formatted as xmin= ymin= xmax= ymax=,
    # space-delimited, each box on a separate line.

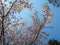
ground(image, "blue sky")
xmin=44 ymin=0 xmax=60 ymax=41
xmin=3 ymin=0 xmax=60 ymax=43
xmin=34 ymin=0 xmax=60 ymax=41
xmin=19 ymin=0 xmax=60 ymax=41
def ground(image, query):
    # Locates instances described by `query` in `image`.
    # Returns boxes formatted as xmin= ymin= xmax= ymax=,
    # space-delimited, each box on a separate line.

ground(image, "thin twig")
xmin=4 ymin=0 xmax=17 ymax=17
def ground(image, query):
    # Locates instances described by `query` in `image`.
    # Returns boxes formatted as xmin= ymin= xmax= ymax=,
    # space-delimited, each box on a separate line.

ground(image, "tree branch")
xmin=1 ymin=1 xmax=5 ymax=44
xmin=4 ymin=0 xmax=17 ymax=17
xmin=29 ymin=23 xmax=44 ymax=45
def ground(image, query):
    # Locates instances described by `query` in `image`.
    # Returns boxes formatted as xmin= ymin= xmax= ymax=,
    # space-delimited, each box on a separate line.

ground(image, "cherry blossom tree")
xmin=0 ymin=0 xmax=54 ymax=45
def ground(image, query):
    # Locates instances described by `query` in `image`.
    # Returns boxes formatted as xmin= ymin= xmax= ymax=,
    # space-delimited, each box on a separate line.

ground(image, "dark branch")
xmin=29 ymin=23 xmax=44 ymax=45
xmin=4 ymin=0 xmax=17 ymax=17
xmin=1 ymin=1 xmax=5 ymax=44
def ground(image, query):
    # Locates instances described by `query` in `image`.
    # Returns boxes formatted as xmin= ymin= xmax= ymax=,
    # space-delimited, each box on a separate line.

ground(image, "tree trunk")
xmin=1 ymin=16 xmax=5 ymax=45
